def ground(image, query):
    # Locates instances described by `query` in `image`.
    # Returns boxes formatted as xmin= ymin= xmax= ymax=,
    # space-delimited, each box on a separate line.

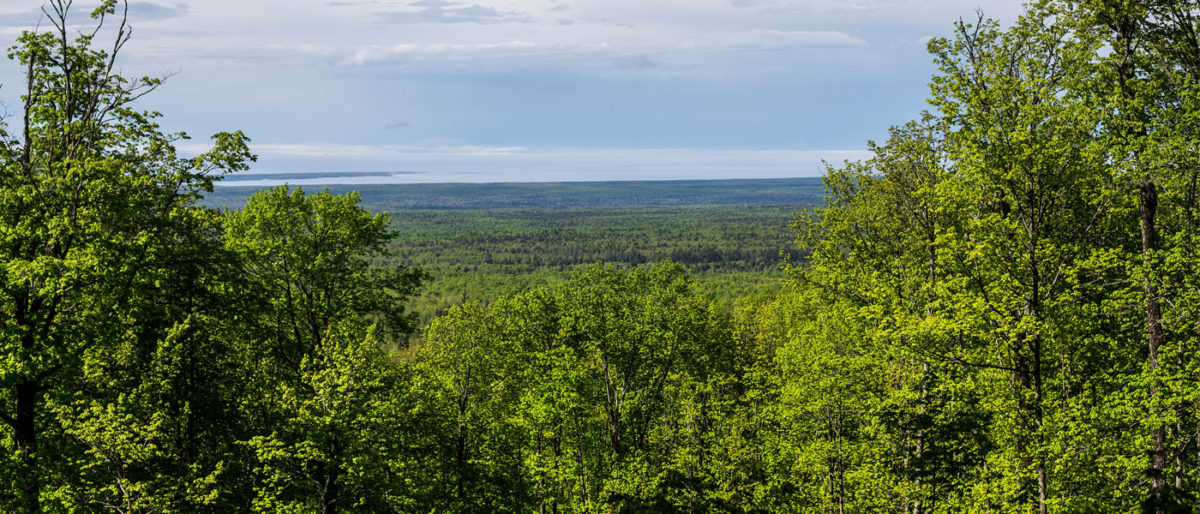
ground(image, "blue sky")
xmin=0 ymin=0 xmax=1024 ymax=182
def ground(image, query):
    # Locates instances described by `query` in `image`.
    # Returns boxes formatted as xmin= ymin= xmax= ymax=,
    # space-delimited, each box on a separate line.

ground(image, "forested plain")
xmin=9 ymin=0 xmax=1200 ymax=513
xmin=209 ymin=184 xmax=811 ymax=328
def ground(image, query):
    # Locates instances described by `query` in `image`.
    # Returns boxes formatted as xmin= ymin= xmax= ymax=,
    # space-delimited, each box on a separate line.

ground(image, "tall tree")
xmin=225 ymin=186 xmax=426 ymax=512
xmin=224 ymin=185 xmax=425 ymax=368
xmin=1070 ymin=1 xmax=1200 ymax=508
xmin=0 ymin=1 xmax=251 ymax=510
xmin=926 ymin=10 xmax=1109 ymax=510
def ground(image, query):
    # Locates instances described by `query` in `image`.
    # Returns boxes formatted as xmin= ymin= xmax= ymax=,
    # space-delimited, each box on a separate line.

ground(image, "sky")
xmin=0 ymin=0 xmax=1025 ymax=183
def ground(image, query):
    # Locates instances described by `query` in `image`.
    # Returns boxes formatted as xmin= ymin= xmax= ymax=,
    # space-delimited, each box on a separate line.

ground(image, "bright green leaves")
xmin=0 ymin=3 xmax=254 ymax=511
xmin=415 ymin=262 xmax=747 ymax=512
xmin=778 ymin=1 xmax=1200 ymax=511
xmin=223 ymin=186 xmax=429 ymax=512
xmin=14 ymin=0 xmax=1200 ymax=510
xmin=225 ymin=185 xmax=426 ymax=362
xmin=246 ymin=322 xmax=414 ymax=513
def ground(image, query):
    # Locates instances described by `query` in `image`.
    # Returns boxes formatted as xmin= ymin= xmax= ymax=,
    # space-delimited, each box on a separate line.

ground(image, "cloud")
xmin=326 ymin=0 xmax=393 ymax=6
xmin=240 ymin=142 xmax=528 ymax=159
xmin=377 ymin=0 xmax=531 ymax=24
xmin=344 ymin=41 xmax=540 ymax=65
xmin=729 ymin=0 xmax=895 ymax=13
xmin=0 ymin=10 xmax=39 ymax=28
xmin=127 ymin=2 xmax=190 ymax=21
xmin=340 ymin=28 xmax=865 ymax=67
xmin=384 ymin=121 xmax=411 ymax=129
xmin=0 ymin=2 xmax=187 ymax=29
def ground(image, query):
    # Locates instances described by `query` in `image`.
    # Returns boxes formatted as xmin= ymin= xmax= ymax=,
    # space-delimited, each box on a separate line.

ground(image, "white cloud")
xmin=376 ymin=0 xmax=533 ymax=24
xmin=246 ymin=142 xmax=530 ymax=158
xmin=729 ymin=0 xmax=894 ymax=13
xmin=0 ymin=0 xmax=1028 ymax=173
xmin=339 ymin=29 xmax=866 ymax=66
xmin=344 ymin=41 xmax=541 ymax=65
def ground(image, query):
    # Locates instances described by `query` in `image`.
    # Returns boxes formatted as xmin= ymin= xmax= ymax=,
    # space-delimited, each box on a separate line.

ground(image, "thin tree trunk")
xmin=321 ymin=454 xmax=342 ymax=514
xmin=13 ymin=295 xmax=40 ymax=514
xmin=456 ymin=421 xmax=468 ymax=501
xmin=913 ymin=361 xmax=929 ymax=514
xmin=14 ymin=380 xmax=39 ymax=513
xmin=1174 ymin=420 xmax=1184 ymax=491
xmin=1014 ymin=342 xmax=1047 ymax=514
xmin=1143 ymin=178 xmax=1168 ymax=513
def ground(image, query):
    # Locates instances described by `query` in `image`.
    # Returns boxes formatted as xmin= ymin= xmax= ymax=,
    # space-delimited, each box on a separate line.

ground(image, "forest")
xmin=209 ymin=176 xmax=824 ymax=329
xmin=5 ymin=0 xmax=1200 ymax=512
xmin=209 ymin=181 xmax=817 ymax=327
xmin=202 ymin=177 xmax=826 ymax=211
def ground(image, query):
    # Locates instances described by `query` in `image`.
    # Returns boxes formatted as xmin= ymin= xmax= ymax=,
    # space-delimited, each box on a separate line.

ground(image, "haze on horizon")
xmin=0 ymin=0 xmax=1023 ymax=183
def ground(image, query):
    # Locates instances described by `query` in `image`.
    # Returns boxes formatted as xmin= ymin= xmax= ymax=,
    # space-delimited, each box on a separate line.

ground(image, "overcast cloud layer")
xmin=0 ymin=0 xmax=1023 ymax=182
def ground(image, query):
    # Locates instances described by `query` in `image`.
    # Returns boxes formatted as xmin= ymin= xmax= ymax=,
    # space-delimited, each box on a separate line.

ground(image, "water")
xmin=215 ymin=148 xmax=870 ymax=185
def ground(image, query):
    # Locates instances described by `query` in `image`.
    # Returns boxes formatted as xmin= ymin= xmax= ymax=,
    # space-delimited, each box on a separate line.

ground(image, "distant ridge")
xmin=222 ymin=171 xmax=423 ymax=181
xmin=201 ymin=177 xmax=825 ymax=212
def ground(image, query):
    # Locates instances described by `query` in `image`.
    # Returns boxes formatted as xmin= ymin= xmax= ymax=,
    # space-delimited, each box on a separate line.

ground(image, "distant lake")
xmin=218 ymin=169 xmax=833 ymax=186
xmin=215 ymin=148 xmax=871 ymax=186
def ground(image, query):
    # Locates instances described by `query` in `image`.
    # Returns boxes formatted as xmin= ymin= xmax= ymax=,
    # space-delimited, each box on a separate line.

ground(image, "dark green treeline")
xmin=6 ymin=0 xmax=1200 ymax=512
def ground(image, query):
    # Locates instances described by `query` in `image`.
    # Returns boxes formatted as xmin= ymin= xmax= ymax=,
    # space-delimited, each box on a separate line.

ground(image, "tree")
xmin=415 ymin=262 xmax=745 ymax=512
xmin=1067 ymin=1 xmax=1200 ymax=508
xmin=926 ymin=9 xmax=1110 ymax=510
xmin=0 ymin=1 xmax=252 ymax=510
xmin=225 ymin=186 xmax=426 ymax=512
xmin=224 ymin=185 xmax=425 ymax=367
xmin=783 ymin=5 xmax=1139 ymax=510
xmin=245 ymin=322 xmax=417 ymax=513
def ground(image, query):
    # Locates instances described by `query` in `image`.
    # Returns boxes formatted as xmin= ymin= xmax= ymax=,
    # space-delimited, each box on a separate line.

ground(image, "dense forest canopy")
xmin=4 ymin=0 xmax=1200 ymax=512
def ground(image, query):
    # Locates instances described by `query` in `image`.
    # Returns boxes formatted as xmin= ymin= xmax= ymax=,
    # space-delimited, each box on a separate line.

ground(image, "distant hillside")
xmin=202 ymin=177 xmax=825 ymax=211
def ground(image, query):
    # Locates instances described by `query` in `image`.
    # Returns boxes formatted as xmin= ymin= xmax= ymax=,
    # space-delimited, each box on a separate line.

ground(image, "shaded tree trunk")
xmin=1142 ymin=178 xmax=1168 ymax=511
xmin=320 ymin=441 xmax=343 ymax=514
xmin=14 ymin=379 xmax=39 ymax=513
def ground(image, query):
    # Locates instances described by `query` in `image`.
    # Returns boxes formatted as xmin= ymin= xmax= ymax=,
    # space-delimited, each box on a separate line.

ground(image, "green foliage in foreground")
xmin=11 ymin=1 xmax=1200 ymax=513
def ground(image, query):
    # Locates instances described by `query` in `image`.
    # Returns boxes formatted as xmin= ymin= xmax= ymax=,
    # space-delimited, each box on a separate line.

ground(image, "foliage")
xmin=0 ymin=1 xmax=251 ymax=510
xmin=413 ymin=262 xmax=749 ymax=512
xmin=380 ymin=205 xmax=797 ymax=327
xmin=224 ymin=185 xmax=425 ymax=353
xmin=8 ymin=0 xmax=1200 ymax=512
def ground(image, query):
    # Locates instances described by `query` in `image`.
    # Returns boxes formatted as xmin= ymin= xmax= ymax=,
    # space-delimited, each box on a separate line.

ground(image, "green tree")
xmin=416 ymin=262 xmax=744 ymax=513
xmin=925 ymin=9 xmax=1111 ymax=510
xmin=224 ymin=185 xmax=425 ymax=365
xmin=0 ymin=1 xmax=252 ymax=510
xmin=781 ymin=5 xmax=1141 ymax=511
xmin=245 ymin=322 xmax=417 ymax=513
xmin=225 ymin=186 xmax=426 ymax=512
xmin=1068 ymin=1 xmax=1200 ymax=509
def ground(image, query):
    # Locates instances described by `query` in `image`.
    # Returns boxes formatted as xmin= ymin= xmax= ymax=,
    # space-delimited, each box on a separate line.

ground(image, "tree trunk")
xmin=320 ymin=459 xmax=342 ymax=514
xmin=1013 ymin=344 xmax=1046 ymax=514
xmin=913 ymin=362 xmax=929 ymax=514
xmin=1143 ymin=178 xmax=1168 ymax=513
xmin=456 ymin=421 xmax=468 ymax=501
xmin=14 ymin=379 xmax=39 ymax=513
